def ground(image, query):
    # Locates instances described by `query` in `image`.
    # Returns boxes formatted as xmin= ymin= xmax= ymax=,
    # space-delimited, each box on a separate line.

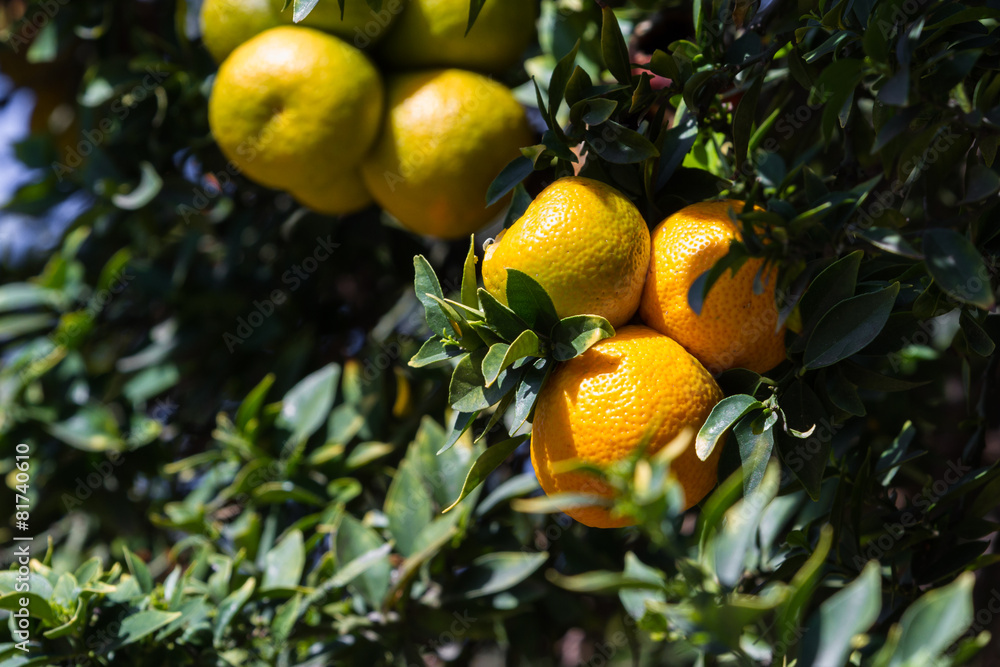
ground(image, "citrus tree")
xmin=1 ymin=0 xmax=999 ymax=665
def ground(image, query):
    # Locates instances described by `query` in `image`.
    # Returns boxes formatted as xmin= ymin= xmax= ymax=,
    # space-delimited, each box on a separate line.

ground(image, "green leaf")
xmin=960 ymin=311 xmax=995 ymax=357
xmin=600 ymin=7 xmax=631 ymax=84
xmin=572 ymin=98 xmax=617 ymax=126
xmin=335 ymin=516 xmax=391 ymax=608
xmin=803 ymin=283 xmax=900 ymax=369
xmin=962 ymin=165 xmax=1000 ymax=203
xmin=695 ymin=395 xmax=763 ymax=461
xmin=0 ymin=283 xmax=64 ymax=312
xmin=409 ymin=336 xmax=460 ymax=368
xmin=585 ymin=121 xmax=660 ymax=164
xmin=505 ymin=269 xmax=559 ymax=333
xmin=293 ymin=0 xmax=321 ymax=22
xmin=711 ymin=461 xmax=780 ymax=588
xmin=414 ymin=255 xmax=450 ymax=335
xmin=384 ymin=460 xmax=433 ymax=556
xmin=773 ymin=526 xmax=833 ymax=663
xmin=688 ymin=244 xmax=749 ymax=316
xmin=547 ymin=569 xmax=665 ymax=594
xmin=329 ymin=543 xmax=393 ymax=589
xmin=123 ymin=546 xmax=153 ymax=594
xmin=111 ymin=161 xmax=162 ymax=210
xmin=213 ymin=577 xmax=256 ymax=646
xmin=235 ymin=373 xmax=275 ymax=433
xmin=619 ymin=552 xmax=668 ymax=619
xmin=923 ymin=229 xmax=995 ymax=310
xmin=733 ymin=413 xmax=774 ymax=499
xmin=114 ymin=609 xmax=182 ymax=647
xmin=465 ymin=0 xmax=487 ymax=35
xmin=548 ymin=40 xmax=581 ymax=126
xmin=479 ymin=288 xmax=529 ymax=341
xmin=277 ymin=363 xmax=340 ymax=444
xmin=797 ymin=562 xmax=881 ymax=667
xmin=510 ymin=358 xmax=550 ymax=432
xmin=262 ymin=530 xmax=305 ymax=591
xmin=450 ymin=350 xmax=522 ymax=412
xmin=733 ymin=75 xmax=764 ymax=171
xmin=855 ymin=227 xmax=923 ymax=259
xmin=656 ymin=113 xmax=699 ymax=190
xmin=452 ymin=551 xmax=548 ymax=599
xmin=550 ymin=315 xmax=614 ymax=361
xmin=482 ymin=330 xmax=541 ymax=386
xmin=443 ymin=435 xmax=528 ymax=512
xmin=887 ymin=572 xmax=975 ymax=667
xmin=796 ymin=250 xmax=863 ymax=348
xmin=486 ymin=156 xmax=534 ymax=207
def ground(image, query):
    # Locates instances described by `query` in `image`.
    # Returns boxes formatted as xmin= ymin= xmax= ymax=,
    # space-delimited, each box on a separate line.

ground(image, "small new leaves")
xmin=409 ymin=241 xmax=614 ymax=451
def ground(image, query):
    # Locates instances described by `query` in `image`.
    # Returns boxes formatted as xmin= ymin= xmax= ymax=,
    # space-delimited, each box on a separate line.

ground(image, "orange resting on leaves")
xmin=639 ymin=200 xmax=786 ymax=374
xmin=482 ymin=176 xmax=650 ymax=328
xmin=530 ymin=325 xmax=724 ymax=528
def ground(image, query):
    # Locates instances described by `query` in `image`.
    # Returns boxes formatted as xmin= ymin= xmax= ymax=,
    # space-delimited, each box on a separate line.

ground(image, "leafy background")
xmin=1 ymin=0 xmax=1000 ymax=665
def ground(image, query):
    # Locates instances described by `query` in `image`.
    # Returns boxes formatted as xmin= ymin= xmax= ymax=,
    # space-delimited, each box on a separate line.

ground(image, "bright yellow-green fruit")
xmin=530 ymin=325 xmax=725 ymax=528
xmin=361 ymin=69 xmax=533 ymax=238
xmin=280 ymin=0 xmax=403 ymax=47
xmin=482 ymin=177 xmax=650 ymax=328
xmin=200 ymin=0 xmax=281 ymax=63
xmin=208 ymin=26 xmax=382 ymax=215
xmin=379 ymin=0 xmax=536 ymax=72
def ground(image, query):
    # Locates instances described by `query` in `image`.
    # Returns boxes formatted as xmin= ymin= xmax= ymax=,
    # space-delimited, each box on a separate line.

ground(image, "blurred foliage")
xmin=1 ymin=0 xmax=999 ymax=665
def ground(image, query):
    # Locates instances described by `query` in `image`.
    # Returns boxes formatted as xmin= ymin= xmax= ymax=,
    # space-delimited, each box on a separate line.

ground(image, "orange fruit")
xmin=530 ymin=325 xmax=724 ymax=528
xmin=208 ymin=26 xmax=383 ymax=215
xmin=482 ymin=177 xmax=650 ymax=328
xmin=639 ymin=201 xmax=785 ymax=374
xmin=360 ymin=69 xmax=533 ymax=238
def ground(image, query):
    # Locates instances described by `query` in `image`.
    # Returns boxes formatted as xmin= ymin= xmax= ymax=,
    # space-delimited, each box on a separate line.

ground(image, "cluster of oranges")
xmin=482 ymin=177 xmax=786 ymax=527
xmin=201 ymin=0 xmax=535 ymax=236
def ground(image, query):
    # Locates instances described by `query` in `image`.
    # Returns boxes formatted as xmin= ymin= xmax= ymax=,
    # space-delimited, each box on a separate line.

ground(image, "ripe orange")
xmin=530 ymin=325 xmax=724 ymax=528
xmin=360 ymin=69 xmax=533 ymax=238
xmin=482 ymin=177 xmax=650 ymax=328
xmin=639 ymin=201 xmax=786 ymax=374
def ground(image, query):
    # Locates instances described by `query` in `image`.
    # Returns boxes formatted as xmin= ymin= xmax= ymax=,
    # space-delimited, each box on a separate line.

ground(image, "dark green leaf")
xmin=798 ymin=562 xmax=881 ymax=667
xmin=262 ymin=530 xmax=304 ymax=591
xmin=548 ymin=40 xmax=581 ymax=123
xmin=803 ymin=283 xmax=900 ymax=369
xmin=923 ymin=229 xmax=995 ymax=309
xmin=213 ymin=578 xmax=256 ymax=645
xmin=384 ymin=460 xmax=433 ymax=556
xmin=733 ymin=75 xmax=763 ymax=171
xmin=505 ymin=269 xmax=559 ymax=333
xmin=414 ymin=255 xmax=449 ymax=335
xmin=452 ymin=551 xmax=548 ymax=599
xmin=855 ymin=227 xmax=923 ymax=259
xmin=409 ymin=336 xmax=460 ymax=368
xmin=733 ymin=413 xmax=774 ymax=499
xmin=482 ymin=330 xmax=541 ymax=386
xmin=444 ymin=435 xmax=528 ymax=512
xmin=479 ymin=287 xmax=529 ymax=341
xmin=277 ymin=363 xmax=340 ymax=444
xmin=887 ymin=573 xmax=975 ymax=666
xmin=600 ymin=7 xmax=631 ymax=84
xmin=776 ymin=380 xmax=829 ymax=500
xmin=585 ymin=121 xmax=659 ymax=164
xmin=551 ymin=315 xmax=614 ymax=361
xmin=465 ymin=0 xmax=487 ymax=35
xmin=486 ymin=156 xmax=534 ymax=207
xmin=695 ymin=394 xmax=763 ymax=461
xmin=115 ymin=610 xmax=183 ymax=648
xmin=335 ymin=516 xmax=391 ymax=607
xmin=511 ymin=358 xmax=549 ymax=432
xmin=688 ymin=244 xmax=749 ymax=316
xmin=235 ymin=373 xmax=276 ymax=432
